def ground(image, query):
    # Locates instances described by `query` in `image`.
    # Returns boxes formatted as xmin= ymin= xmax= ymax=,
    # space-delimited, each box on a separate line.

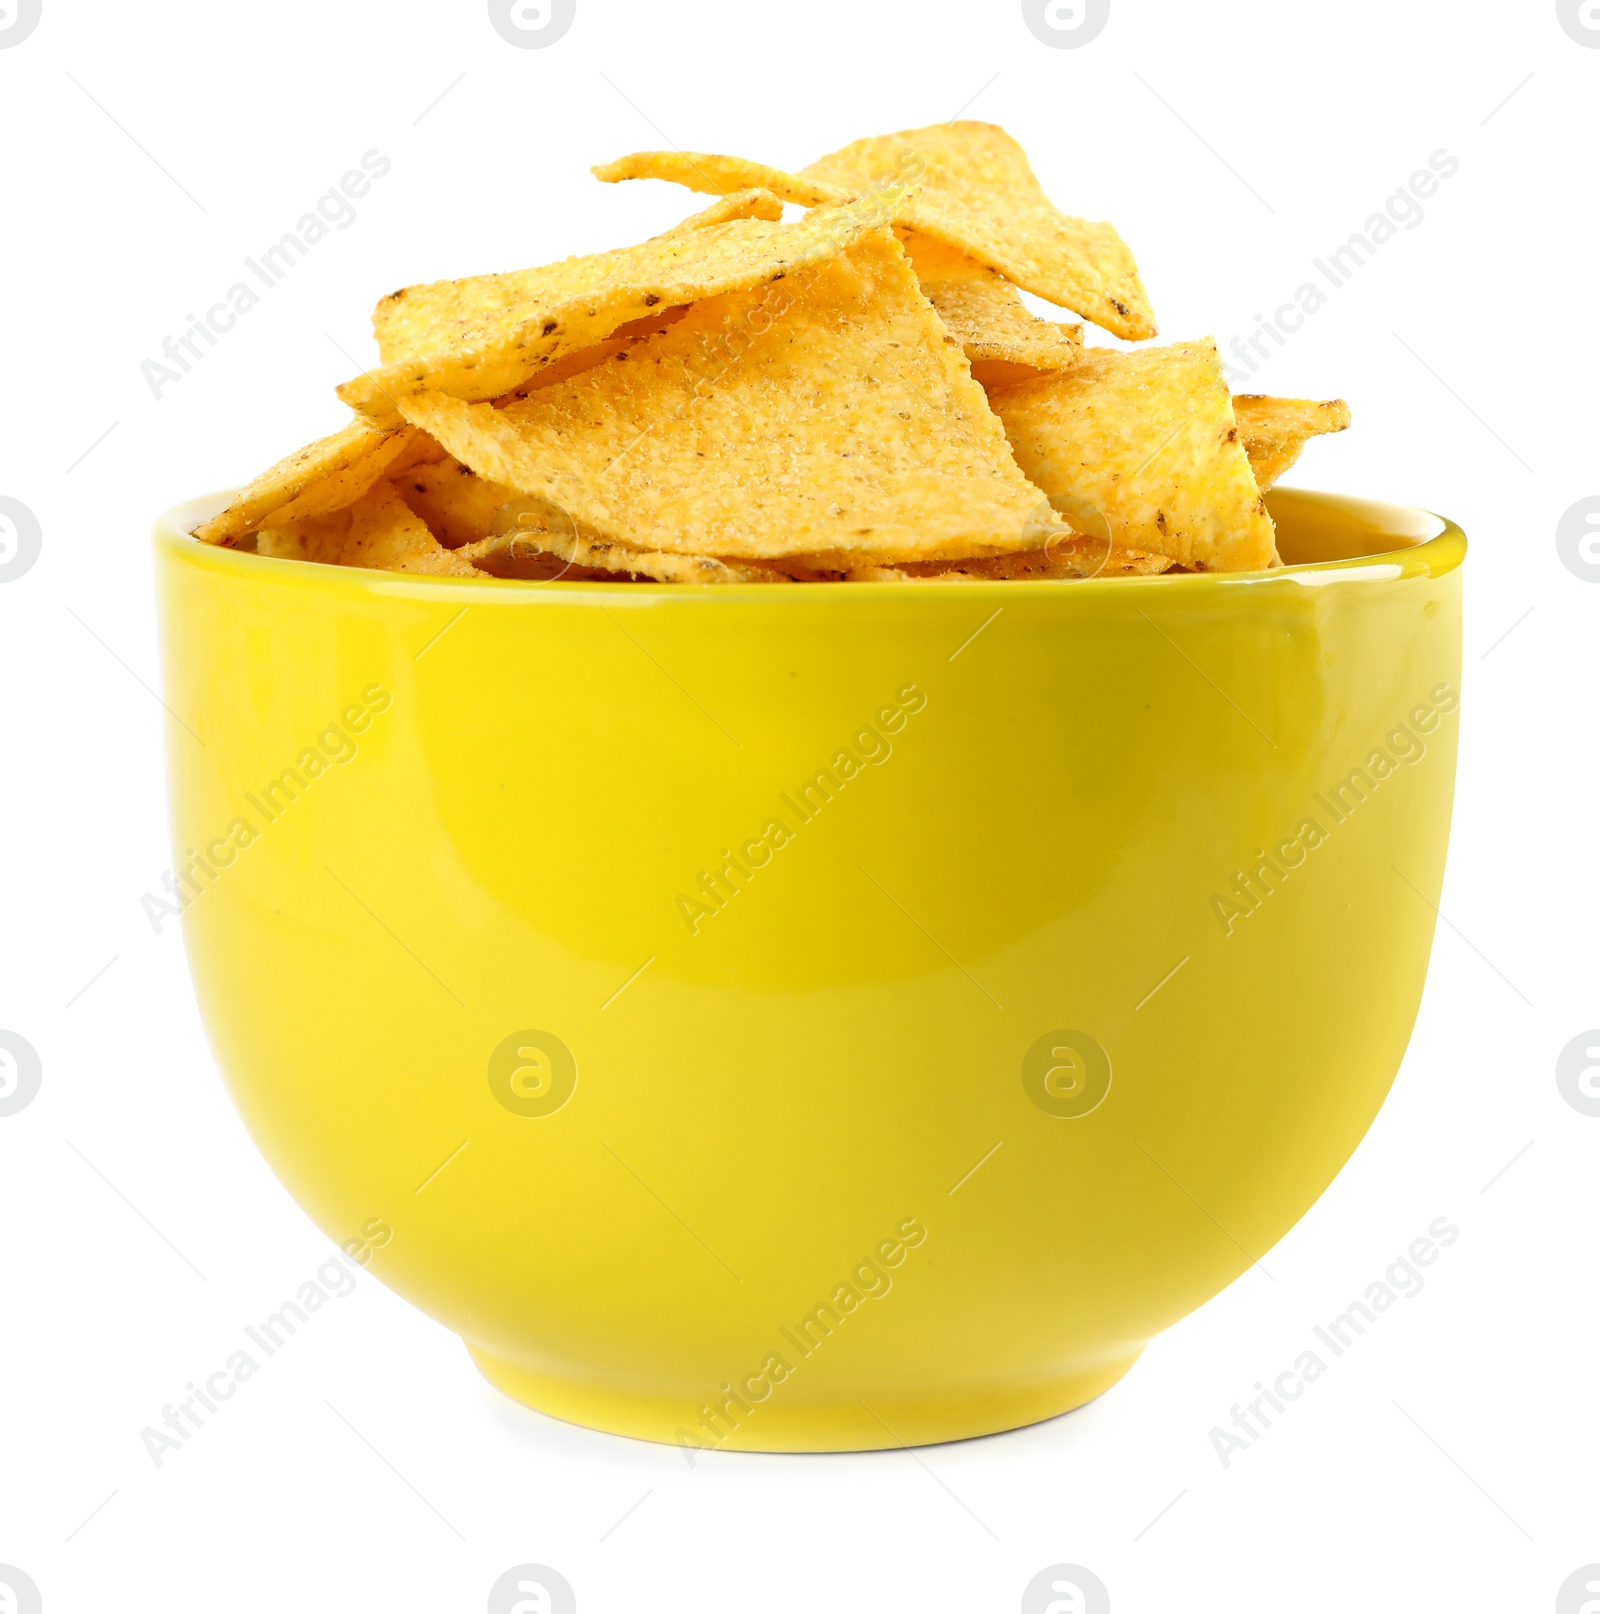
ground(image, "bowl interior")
xmin=1268 ymin=486 xmax=1447 ymax=565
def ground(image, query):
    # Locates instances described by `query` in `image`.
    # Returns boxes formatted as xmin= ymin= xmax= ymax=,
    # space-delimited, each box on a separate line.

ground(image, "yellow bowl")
xmin=153 ymin=489 xmax=1463 ymax=1453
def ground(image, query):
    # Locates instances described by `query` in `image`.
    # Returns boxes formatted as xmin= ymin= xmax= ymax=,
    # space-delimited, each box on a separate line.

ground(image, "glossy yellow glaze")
xmin=154 ymin=489 xmax=1463 ymax=1452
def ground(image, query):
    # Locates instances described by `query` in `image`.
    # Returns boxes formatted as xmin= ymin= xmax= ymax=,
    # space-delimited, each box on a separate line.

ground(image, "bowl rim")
xmin=153 ymin=485 xmax=1467 ymax=602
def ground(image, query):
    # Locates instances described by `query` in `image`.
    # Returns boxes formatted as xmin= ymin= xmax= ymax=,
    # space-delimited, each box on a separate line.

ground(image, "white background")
xmin=1 ymin=1 xmax=1596 ymax=1609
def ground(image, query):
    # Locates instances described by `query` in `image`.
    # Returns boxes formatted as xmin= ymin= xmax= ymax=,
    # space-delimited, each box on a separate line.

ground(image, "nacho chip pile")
xmin=195 ymin=122 xmax=1351 ymax=584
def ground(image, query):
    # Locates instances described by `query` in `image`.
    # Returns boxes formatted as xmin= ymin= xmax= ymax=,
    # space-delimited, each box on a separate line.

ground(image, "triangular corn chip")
xmin=660 ymin=186 xmax=789 ymax=231
xmin=986 ymin=339 xmax=1277 ymax=572
xmin=847 ymin=537 xmax=1174 ymax=582
xmin=340 ymin=194 xmax=908 ymax=418
xmin=384 ymin=429 xmax=449 ymax=478
xmin=595 ymin=121 xmax=1155 ymax=340
xmin=460 ymin=530 xmax=794 ymax=584
xmin=804 ymin=124 xmax=1154 ymax=340
xmin=375 ymin=206 xmax=755 ymax=374
xmin=493 ymin=307 xmax=690 ymax=402
xmin=901 ymin=232 xmax=1082 ymax=382
xmin=459 ymin=544 xmax=607 ymax=581
xmin=923 ymin=274 xmax=1082 ymax=374
xmin=592 ymin=150 xmax=837 ymax=207
xmin=393 ymin=457 xmax=620 ymax=553
xmin=256 ymin=481 xmax=477 ymax=575
xmin=193 ymin=418 xmax=418 ymax=546
xmin=898 ymin=231 xmax=992 ymax=284
xmin=395 ymin=229 xmax=1055 ymax=564
xmin=394 ymin=455 xmax=806 ymax=582
xmin=1233 ymin=394 xmax=1352 ymax=491
xmin=390 ymin=456 xmax=515 ymax=547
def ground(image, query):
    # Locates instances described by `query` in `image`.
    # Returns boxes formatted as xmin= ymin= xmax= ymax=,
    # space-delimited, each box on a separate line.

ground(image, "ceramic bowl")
xmin=153 ymin=488 xmax=1463 ymax=1451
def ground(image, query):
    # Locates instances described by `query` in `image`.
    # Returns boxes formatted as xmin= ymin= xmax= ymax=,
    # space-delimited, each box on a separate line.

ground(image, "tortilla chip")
xmin=970 ymin=356 xmax=1078 ymax=389
xmin=847 ymin=537 xmax=1174 ymax=581
xmin=898 ymin=230 xmax=990 ymax=284
xmin=384 ymin=429 xmax=449 ymax=478
xmin=595 ymin=122 xmax=1155 ymax=340
xmin=395 ymin=453 xmax=800 ymax=581
xmin=257 ymin=481 xmax=478 ymax=576
xmin=986 ymin=339 xmax=1277 ymax=572
xmin=330 ymin=484 xmax=482 ymax=574
xmin=254 ymin=519 xmax=332 ymax=561
xmin=193 ymin=419 xmax=416 ymax=546
xmin=461 ymin=529 xmax=794 ymax=584
xmin=1233 ymin=395 xmax=1352 ymax=491
xmin=806 ymin=125 xmax=1154 ymax=340
xmin=592 ymin=150 xmax=836 ymax=207
xmin=390 ymin=457 xmax=518 ymax=547
xmin=392 ymin=455 xmax=671 ymax=561
xmin=395 ymin=229 xmax=1057 ymax=565
xmin=661 ymin=187 xmax=787 ymax=231
xmin=924 ymin=273 xmax=1082 ymax=373
xmin=903 ymin=232 xmax=1082 ymax=382
xmin=492 ymin=308 xmax=691 ymax=403
xmin=341 ymin=194 xmax=906 ymax=418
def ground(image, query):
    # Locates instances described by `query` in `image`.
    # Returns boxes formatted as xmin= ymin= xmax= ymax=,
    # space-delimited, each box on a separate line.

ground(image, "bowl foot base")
xmin=466 ymin=1343 xmax=1145 ymax=1453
